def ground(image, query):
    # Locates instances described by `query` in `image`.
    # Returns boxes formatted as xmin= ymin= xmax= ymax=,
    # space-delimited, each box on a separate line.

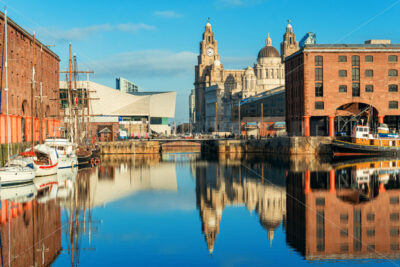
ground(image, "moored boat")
xmin=45 ymin=138 xmax=78 ymax=169
xmin=332 ymin=123 xmax=400 ymax=157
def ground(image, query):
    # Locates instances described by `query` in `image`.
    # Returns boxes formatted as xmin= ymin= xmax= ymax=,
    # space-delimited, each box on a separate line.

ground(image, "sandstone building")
xmin=194 ymin=21 xmax=298 ymax=133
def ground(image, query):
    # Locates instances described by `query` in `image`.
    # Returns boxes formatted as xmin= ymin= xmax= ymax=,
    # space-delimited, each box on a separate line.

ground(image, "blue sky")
xmin=2 ymin=0 xmax=400 ymax=122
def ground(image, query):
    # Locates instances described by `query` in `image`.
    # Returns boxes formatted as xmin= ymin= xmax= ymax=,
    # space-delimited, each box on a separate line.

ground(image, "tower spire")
xmin=266 ymin=33 xmax=272 ymax=46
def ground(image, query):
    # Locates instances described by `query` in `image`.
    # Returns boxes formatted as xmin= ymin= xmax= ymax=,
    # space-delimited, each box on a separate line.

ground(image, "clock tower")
xmin=194 ymin=20 xmax=220 ymax=132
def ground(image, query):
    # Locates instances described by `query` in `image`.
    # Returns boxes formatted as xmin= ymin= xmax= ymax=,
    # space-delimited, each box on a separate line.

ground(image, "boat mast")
xmin=31 ymin=33 xmax=36 ymax=151
xmin=73 ymin=53 xmax=79 ymax=145
xmin=4 ymin=8 xmax=9 ymax=163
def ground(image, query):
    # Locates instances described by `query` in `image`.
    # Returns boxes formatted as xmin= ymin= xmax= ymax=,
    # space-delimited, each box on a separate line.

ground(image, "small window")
xmin=391 ymin=244 xmax=399 ymax=251
xmin=340 ymin=229 xmax=348 ymax=237
xmin=315 ymin=83 xmax=323 ymax=97
xmin=390 ymin=101 xmax=399 ymax=109
xmin=315 ymin=101 xmax=324 ymax=110
xmin=389 ymin=55 xmax=398 ymax=62
xmin=365 ymin=85 xmax=374 ymax=92
xmin=316 ymin=197 xmax=325 ymax=206
xmin=352 ymin=68 xmax=360 ymax=81
xmin=352 ymin=83 xmax=360 ymax=97
xmin=389 ymin=69 xmax=398 ymax=77
xmin=390 ymin=213 xmax=399 ymax=221
xmin=391 ymin=228 xmax=399 ymax=236
xmin=389 ymin=84 xmax=398 ymax=92
xmin=338 ymin=56 xmax=347 ymax=62
xmin=352 ymin=55 xmax=360 ymax=66
xmin=390 ymin=196 xmax=399 ymax=204
xmin=365 ymin=55 xmax=373 ymax=62
xmin=365 ymin=69 xmax=373 ymax=77
xmin=340 ymin=213 xmax=348 ymax=222
xmin=339 ymin=70 xmax=347 ymax=77
xmin=366 ymin=213 xmax=375 ymax=221
xmin=315 ymin=68 xmax=323 ymax=81
xmin=339 ymin=85 xmax=347 ymax=93
xmin=315 ymin=56 xmax=323 ymax=66
xmin=367 ymin=228 xmax=375 ymax=237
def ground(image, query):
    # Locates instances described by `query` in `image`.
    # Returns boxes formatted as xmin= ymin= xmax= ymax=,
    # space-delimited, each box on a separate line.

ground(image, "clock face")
xmin=206 ymin=48 xmax=214 ymax=56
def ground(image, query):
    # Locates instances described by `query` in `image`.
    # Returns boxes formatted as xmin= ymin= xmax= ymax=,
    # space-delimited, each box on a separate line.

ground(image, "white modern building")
xmin=59 ymin=81 xmax=176 ymax=138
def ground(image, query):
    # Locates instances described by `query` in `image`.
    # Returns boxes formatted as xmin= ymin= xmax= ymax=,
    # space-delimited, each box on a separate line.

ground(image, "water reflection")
xmin=2 ymin=154 xmax=400 ymax=266
xmin=195 ymin=160 xmax=286 ymax=253
xmin=287 ymin=158 xmax=400 ymax=261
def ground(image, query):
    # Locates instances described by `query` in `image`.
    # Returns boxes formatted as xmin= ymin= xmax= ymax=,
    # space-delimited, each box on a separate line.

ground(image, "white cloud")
xmin=216 ymin=0 xmax=265 ymax=7
xmin=91 ymin=50 xmax=197 ymax=78
xmin=39 ymin=23 xmax=156 ymax=42
xmin=154 ymin=10 xmax=183 ymax=18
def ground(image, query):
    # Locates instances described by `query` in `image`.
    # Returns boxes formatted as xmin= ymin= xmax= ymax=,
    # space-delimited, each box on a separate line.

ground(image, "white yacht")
xmin=45 ymin=138 xmax=78 ymax=170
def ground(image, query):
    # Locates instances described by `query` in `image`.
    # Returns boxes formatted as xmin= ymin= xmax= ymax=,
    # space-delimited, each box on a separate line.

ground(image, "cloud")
xmin=91 ymin=50 xmax=197 ymax=78
xmin=215 ymin=0 xmax=265 ymax=7
xmin=154 ymin=10 xmax=183 ymax=18
xmin=39 ymin=23 xmax=156 ymax=42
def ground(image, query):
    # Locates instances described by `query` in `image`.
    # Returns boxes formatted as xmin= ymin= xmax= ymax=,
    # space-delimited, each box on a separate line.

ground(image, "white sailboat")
xmin=0 ymin=9 xmax=35 ymax=186
xmin=45 ymin=138 xmax=78 ymax=169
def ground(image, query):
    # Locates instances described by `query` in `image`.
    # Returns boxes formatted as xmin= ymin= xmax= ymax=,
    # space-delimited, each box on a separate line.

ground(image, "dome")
xmin=257 ymin=45 xmax=280 ymax=59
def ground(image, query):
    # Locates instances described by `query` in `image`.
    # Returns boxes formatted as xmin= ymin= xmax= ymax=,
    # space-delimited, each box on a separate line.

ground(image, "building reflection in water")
xmin=0 ymin=168 xmax=77 ymax=267
xmin=195 ymin=159 xmax=287 ymax=254
xmin=286 ymin=158 xmax=400 ymax=261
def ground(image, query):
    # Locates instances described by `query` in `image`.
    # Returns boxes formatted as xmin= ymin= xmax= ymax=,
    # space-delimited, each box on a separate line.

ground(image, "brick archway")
xmin=335 ymin=102 xmax=380 ymax=117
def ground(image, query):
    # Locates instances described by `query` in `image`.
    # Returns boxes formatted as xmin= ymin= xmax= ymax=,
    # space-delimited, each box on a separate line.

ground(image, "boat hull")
xmin=332 ymin=139 xmax=400 ymax=157
xmin=58 ymin=155 xmax=78 ymax=169
xmin=0 ymin=167 xmax=35 ymax=186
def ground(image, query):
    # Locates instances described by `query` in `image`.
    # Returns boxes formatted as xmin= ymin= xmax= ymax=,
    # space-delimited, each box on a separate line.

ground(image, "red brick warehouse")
xmin=285 ymin=40 xmax=400 ymax=137
xmin=0 ymin=11 xmax=61 ymax=144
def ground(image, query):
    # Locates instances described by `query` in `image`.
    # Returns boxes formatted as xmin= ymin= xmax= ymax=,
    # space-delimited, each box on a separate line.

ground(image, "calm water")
xmin=1 ymin=153 xmax=400 ymax=266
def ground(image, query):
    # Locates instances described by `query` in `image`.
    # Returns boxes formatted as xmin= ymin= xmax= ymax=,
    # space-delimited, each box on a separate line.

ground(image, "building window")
xmin=365 ymin=55 xmax=373 ymax=62
xmin=315 ymin=56 xmax=323 ymax=66
xmin=315 ymin=68 xmax=323 ymax=81
xmin=315 ymin=101 xmax=324 ymax=110
xmin=352 ymin=83 xmax=360 ymax=97
xmin=389 ymin=84 xmax=398 ymax=92
xmin=341 ymin=244 xmax=349 ymax=252
xmin=316 ymin=197 xmax=325 ymax=206
xmin=365 ymin=84 xmax=374 ymax=92
xmin=340 ymin=229 xmax=348 ymax=237
xmin=391 ymin=244 xmax=399 ymax=251
xmin=390 ymin=212 xmax=399 ymax=221
xmin=352 ymin=68 xmax=360 ymax=80
xmin=315 ymin=83 xmax=323 ymax=97
xmin=389 ymin=55 xmax=398 ymax=62
xmin=389 ymin=101 xmax=399 ymax=109
xmin=367 ymin=228 xmax=375 ymax=237
xmin=339 ymin=70 xmax=347 ymax=77
xmin=390 ymin=196 xmax=399 ymax=204
xmin=340 ymin=213 xmax=348 ymax=222
xmin=339 ymin=85 xmax=347 ymax=93
xmin=366 ymin=213 xmax=375 ymax=221
xmin=338 ymin=56 xmax=347 ymax=62
xmin=391 ymin=228 xmax=400 ymax=236
xmin=352 ymin=55 xmax=360 ymax=66
xmin=365 ymin=69 xmax=373 ymax=77
xmin=389 ymin=69 xmax=398 ymax=77
xmin=367 ymin=244 xmax=375 ymax=251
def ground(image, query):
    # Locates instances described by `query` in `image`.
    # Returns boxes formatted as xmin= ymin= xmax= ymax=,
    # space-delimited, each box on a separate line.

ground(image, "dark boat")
xmin=332 ymin=124 xmax=400 ymax=157
xmin=76 ymin=147 xmax=92 ymax=168
xmin=91 ymin=145 xmax=101 ymax=158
